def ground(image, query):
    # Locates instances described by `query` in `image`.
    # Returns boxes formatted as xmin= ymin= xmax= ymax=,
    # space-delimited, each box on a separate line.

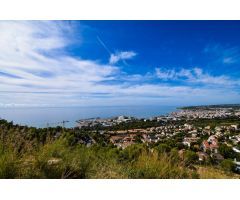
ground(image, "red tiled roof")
xmin=202 ymin=140 xmax=210 ymax=149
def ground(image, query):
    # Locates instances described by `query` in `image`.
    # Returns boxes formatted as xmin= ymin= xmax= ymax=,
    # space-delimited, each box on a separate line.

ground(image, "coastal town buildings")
xmin=74 ymin=106 xmax=240 ymax=169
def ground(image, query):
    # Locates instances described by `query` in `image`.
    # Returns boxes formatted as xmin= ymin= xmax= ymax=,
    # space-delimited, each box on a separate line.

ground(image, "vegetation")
xmin=0 ymin=119 xmax=239 ymax=179
xmin=220 ymin=159 xmax=235 ymax=173
xmin=197 ymin=166 xmax=238 ymax=179
xmin=189 ymin=117 xmax=240 ymax=128
xmin=219 ymin=144 xmax=236 ymax=159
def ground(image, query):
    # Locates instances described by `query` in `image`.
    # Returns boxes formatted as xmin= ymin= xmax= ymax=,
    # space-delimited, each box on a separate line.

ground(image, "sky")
xmin=0 ymin=20 xmax=240 ymax=107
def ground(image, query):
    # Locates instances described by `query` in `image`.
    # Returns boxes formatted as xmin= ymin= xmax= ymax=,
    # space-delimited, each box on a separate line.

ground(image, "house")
xmin=202 ymin=137 xmax=219 ymax=153
xmin=208 ymin=136 xmax=219 ymax=152
xmin=210 ymin=143 xmax=218 ymax=153
xmin=184 ymin=124 xmax=193 ymax=130
xmin=128 ymin=129 xmax=146 ymax=134
xmin=189 ymin=129 xmax=198 ymax=135
xmin=232 ymin=147 xmax=240 ymax=153
xmin=110 ymin=135 xmax=124 ymax=144
xmin=115 ymin=130 xmax=128 ymax=134
xmin=116 ymin=115 xmax=132 ymax=123
xmin=182 ymin=137 xmax=199 ymax=147
xmin=215 ymin=126 xmax=222 ymax=132
xmin=202 ymin=140 xmax=210 ymax=152
xmin=207 ymin=135 xmax=217 ymax=142
xmin=211 ymin=153 xmax=224 ymax=162
xmin=204 ymin=125 xmax=211 ymax=130
xmin=236 ymin=135 xmax=240 ymax=142
xmin=229 ymin=135 xmax=240 ymax=145
xmin=110 ymin=134 xmax=137 ymax=149
xmin=215 ymin=131 xmax=222 ymax=137
xmin=142 ymin=134 xmax=160 ymax=143
xmin=234 ymin=158 xmax=240 ymax=172
xmin=231 ymin=124 xmax=239 ymax=130
xmin=197 ymin=152 xmax=209 ymax=162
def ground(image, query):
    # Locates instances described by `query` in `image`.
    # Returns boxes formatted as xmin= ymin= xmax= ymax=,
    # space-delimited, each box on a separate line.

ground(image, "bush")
xmin=126 ymin=151 xmax=193 ymax=179
xmin=219 ymin=144 xmax=235 ymax=159
xmin=0 ymin=144 xmax=18 ymax=178
xmin=118 ymin=144 xmax=146 ymax=163
xmin=184 ymin=150 xmax=198 ymax=166
xmin=155 ymin=143 xmax=171 ymax=154
xmin=220 ymin=159 xmax=235 ymax=173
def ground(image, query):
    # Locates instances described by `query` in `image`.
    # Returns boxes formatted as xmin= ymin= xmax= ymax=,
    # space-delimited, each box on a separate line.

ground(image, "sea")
xmin=0 ymin=105 xmax=178 ymax=128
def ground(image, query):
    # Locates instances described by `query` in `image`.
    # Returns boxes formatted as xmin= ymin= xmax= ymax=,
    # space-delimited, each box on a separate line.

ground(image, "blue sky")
xmin=0 ymin=21 xmax=240 ymax=107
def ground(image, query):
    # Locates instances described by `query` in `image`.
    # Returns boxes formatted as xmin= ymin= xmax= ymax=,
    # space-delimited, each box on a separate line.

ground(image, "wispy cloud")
xmin=204 ymin=44 xmax=240 ymax=65
xmin=155 ymin=67 xmax=240 ymax=86
xmin=96 ymin=35 xmax=137 ymax=65
xmin=109 ymin=51 xmax=137 ymax=64
xmin=0 ymin=21 xmax=118 ymax=93
xmin=155 ymin=68 xmax=176 ymax=80
xmin=223 ymin=57 xmax=236 ymax=64
xmin=0 ymin=21 xmax=239 ymax=107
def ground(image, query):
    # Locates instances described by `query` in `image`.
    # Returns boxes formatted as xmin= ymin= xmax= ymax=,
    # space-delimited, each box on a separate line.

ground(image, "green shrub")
xmin=220 ymin=159 xmax=235 ymax=173
xmin=0 ymin=144 xmax=18 ymax=178
xmin=127 ymin=151 xmax=193 ymax=179
xmin=183 ymin=150 xmax=198 ymax=166
xmin=155 ymin=143 xmax=171 ymax=154
xmin=219 ymin=144 xmax=235 ymax=159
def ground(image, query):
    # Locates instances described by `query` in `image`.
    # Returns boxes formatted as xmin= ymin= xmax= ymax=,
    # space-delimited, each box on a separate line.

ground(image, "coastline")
xmin=0 ymin=105 xmax=177 ymax=128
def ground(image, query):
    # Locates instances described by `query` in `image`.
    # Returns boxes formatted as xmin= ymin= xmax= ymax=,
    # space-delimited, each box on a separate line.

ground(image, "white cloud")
xmin=109 ymin=51 xmax=136 ymax=64
xmin=155 ymin=67 xmax=239 ymax=86
xmin=155 ymin=68 xmax=176 ymax=80
xmin=0 ymin=21 xmax=239 ymax=107
xmin=0 ymin=21 xmax=118 ymax=94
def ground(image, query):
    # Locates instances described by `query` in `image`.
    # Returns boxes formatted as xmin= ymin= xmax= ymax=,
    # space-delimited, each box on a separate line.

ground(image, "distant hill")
xmin=179 ymin=104 xmax=240 ymax=110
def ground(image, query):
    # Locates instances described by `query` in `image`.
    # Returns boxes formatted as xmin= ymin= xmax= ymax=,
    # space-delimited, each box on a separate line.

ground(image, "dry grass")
xmin=126 ymin=151 xmax=194 ymax=179
xmin=1 ymin=134 xmax=240 ymax=179
xmin=197 ymin=166 xmax=240 ymax=179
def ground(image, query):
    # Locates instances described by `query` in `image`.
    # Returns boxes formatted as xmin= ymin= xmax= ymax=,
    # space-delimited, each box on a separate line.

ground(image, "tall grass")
xmin=0 ymin=130 xmax=237 ymax=179
xmin=126 ymin=151 xmax=194 ymax=178
xmin=197 ymin=166 xmax=240 ymax=179
xmin=0 ymin=143 xmax=18 ymax=178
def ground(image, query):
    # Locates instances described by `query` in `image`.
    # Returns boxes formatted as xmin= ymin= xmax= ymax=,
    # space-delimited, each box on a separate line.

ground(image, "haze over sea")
xmin=0 ymin=105 xmax=177 ymax=128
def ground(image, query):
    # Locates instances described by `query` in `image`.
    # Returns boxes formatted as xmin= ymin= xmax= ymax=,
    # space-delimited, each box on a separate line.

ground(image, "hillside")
xmin=0 ymin=119 xmax=239 ymax=179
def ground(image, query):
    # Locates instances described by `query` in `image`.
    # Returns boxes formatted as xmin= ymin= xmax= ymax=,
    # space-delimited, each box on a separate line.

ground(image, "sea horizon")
xmin=0 ymin=105 xmax=178 ymax=128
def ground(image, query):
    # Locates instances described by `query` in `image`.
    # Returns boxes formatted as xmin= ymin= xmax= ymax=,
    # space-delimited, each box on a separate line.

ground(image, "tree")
xmin=184 ymin=150 xmax=198 ymax=166
xmin=155 ymin=143 xmax=171 ymax=154
xmin=219 ymin=144 xmax=235 ymax=159
xmin=134 ymin=134 xmax=143 ymax=144
xmin=176 ymin=142 xmax=185 ymax=150
xmin=169 ymin=148 xmax=180 ymax=163
xmin=119 ymin=144 xmax=146 ymax=163
xmin=221 ymin=159 xmax=235 ymax=172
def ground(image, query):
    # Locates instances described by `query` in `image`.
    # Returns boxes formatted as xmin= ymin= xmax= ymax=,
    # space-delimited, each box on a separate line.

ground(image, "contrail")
xmin=97 ymin=35 xmax=129 ymax=65
xmin=97 ymin=36 xmax=112 ymax=55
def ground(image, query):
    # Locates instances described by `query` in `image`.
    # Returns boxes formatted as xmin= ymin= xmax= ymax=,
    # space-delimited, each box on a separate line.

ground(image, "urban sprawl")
xmin=76 ymin=105 xmax=240 ymax=171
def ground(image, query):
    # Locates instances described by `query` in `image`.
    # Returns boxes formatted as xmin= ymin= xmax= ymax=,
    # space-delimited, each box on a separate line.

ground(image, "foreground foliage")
xmin=0 ymin=119 xmax=238 ymax=179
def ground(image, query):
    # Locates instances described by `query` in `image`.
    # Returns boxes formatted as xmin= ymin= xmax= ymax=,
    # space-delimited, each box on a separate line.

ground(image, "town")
xmin=76 ymin=104 xmax=240 ymax=128
xmin=75 ymin=105 xmax=240 ymax=172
